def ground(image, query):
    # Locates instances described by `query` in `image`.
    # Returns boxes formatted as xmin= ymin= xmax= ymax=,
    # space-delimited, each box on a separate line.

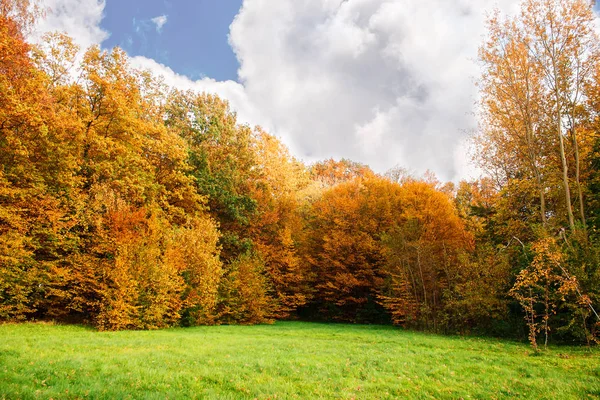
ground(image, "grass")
xmin=0 ymin=322 xmax=598 ymax=399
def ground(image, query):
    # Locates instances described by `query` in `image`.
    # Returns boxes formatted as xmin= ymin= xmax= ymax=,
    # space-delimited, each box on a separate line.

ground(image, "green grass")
xmin=0 ymin=322 xmax=598 ymax=399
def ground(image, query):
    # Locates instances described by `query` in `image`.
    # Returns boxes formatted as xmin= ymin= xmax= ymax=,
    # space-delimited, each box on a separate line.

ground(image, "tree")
xmin=585 ymin=57 xmax=600 ymax=233
xmin=525 ymin=0 xmax=598 ymax=229
xmin=302 ymin=176 xmax=404 ymax=322
xmin=0 ymin=12 xmax=79 ymax=321
xmin=248 ymin=130 xmax=311 ymax=317
xmin=478 ymin=11 xmax=549 ymax=225
xmin=476 ymin=0 xmax=600 ymax=346
xmin=165 ymin=91 xmax=258 ymax=246
xmin=477 ymin=0 xmax=599 ymax=230
xmin=61 ymin=47 xmax=224 ymax=329
xmin=379 ymin=181 xmax=474 ymax=331
xmin=509 ymin=237 xmax=583 ymax=349
xmin=216 ymin=252 xmax=275 ymax=325
xmin=0 ymin=0 xmax=42 ymax=33
xmin=310 ymin=158 xmax=374 ymax=187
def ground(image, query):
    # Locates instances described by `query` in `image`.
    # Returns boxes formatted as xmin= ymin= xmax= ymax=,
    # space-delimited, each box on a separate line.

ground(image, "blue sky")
xmin=100 ymin=0 xmax=243 ymax=82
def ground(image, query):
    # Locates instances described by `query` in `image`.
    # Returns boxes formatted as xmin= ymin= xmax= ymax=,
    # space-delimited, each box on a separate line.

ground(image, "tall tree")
xmin=248 ymin=129 xmax=311 ymax=316
xmin=164 ymin=91 xmax=258 ymax=259
xmin=379 ymin=181 xmax=474 ymax=331
xmin=522 ymin=0 xmax=599 ymax=229
xmin=0 ymin=11 xmax=80 ymax=320
xmin=477 ymin=0 xmax=599 ymax=230
xmin=478 ymin=12 xmax=549 ymax=225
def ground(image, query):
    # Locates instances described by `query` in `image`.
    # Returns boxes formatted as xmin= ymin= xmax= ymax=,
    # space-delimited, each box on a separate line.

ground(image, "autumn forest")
xmin=1 ymin=0 xmax=600 ymax=350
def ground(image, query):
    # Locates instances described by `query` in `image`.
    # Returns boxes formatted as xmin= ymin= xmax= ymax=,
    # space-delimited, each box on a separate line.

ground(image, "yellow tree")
xmin=0 ymin=11 xmax=80 ymax=320
xmin=164 ymin=91 xmax=279 ymax=324
xmin=41 ymin=45 xmax=224 ymax=329
xmin=248 ymin=129 xmax=311 ymax=316
xmin=509 ymin=237 xmax=587 ymax=349
xmin=522 ymin=0 xmax=599 ymax=229
xmin=478 ymin=11 xmax=549 ymax=225
xmin=310 ymin=158 xmax=374 ymax=188
xmin=0 ymin=0 xmax=42 ymax=33
xmin=478 ymin=0 xmax=599 ymax=230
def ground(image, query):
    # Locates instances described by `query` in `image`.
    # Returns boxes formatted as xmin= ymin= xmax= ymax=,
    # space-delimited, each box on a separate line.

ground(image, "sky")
xmin=31 ymin=0 xmax=600 ymax=182
xmin=100 ymin=0 xmax=242 ymax=82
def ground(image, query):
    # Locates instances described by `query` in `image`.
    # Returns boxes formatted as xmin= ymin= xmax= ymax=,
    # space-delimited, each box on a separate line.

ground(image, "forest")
xmin=1 ymin=0 xmax=599 ymax=350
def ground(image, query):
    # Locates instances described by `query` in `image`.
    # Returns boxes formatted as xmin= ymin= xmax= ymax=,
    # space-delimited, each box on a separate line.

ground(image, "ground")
xmin=0 ymin=321 xmax=598 ymax=399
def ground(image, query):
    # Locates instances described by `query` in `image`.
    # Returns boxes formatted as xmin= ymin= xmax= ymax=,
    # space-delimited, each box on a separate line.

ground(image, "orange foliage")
xmin=303 ymin=176 xmax=405 ymax=321
xmin=248 ymin=130 xmax=311 ymax=317
xmin=1 ymin=1 xmax=597 ymax=343
xmin=310 ymin=159 xmax=373 ymax=187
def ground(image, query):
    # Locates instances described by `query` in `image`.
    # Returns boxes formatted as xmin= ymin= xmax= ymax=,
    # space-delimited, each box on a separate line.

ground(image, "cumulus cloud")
xmin=229 ymin=0 xmax=527 ymax=180
xmin=151 ymin=15 xmax=168 ymax=32
xmin=31 ymin=0 xmax=108 ymax=49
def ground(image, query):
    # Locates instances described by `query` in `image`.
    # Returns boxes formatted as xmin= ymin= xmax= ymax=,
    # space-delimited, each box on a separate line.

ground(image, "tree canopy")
xmin=0 ymin=0 xmax=599 ymax=346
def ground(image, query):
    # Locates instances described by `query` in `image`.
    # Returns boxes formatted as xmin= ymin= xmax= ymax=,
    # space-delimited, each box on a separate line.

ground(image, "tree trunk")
xmin=526 ymin=121 xmax=546 ymax=226
xmin=572 ymin=129 xmax=586 ymax=228
xmin=558 ymin=129 xmax=575 ymax=230
xmin=416 ymin=245 xmax=428 ymax=328
xmin=554 ymin=82 xmax=575 ymax=229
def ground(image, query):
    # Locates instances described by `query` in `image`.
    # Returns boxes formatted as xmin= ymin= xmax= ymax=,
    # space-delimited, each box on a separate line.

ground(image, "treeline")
xmin=1 ymin=0 xmax=599 ymax=347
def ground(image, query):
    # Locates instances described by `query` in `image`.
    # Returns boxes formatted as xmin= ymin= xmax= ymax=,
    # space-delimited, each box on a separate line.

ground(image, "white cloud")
xmin=31 ymin=0 xmax=108 ymax=49
xmin=228 ymin=0 xmax=527 ymax=180
xmin=151 ymin=15 xmax=168 ymax=32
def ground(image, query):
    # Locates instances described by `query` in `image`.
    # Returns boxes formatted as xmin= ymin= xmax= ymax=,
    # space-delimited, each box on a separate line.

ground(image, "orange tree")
xmin=301 ymin=175 xmax=404 ymax=322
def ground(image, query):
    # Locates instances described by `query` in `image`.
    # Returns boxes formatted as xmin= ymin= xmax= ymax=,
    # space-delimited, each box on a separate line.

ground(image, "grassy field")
xmin=0 ymin=322 xmax=598 ymax=399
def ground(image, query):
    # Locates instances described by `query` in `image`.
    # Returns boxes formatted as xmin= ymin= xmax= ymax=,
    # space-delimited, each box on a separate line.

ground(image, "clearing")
xmin=0 ymin=322 xmax=598 ymax=399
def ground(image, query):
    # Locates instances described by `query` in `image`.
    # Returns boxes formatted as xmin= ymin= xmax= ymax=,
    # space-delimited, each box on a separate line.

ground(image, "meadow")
xmin=0 ymin=322 xmax=598 ymax=399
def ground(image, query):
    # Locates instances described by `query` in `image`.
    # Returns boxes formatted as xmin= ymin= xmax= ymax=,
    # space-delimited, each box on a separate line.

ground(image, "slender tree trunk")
xmin=416 ymin=245 xmax=428 ymax=328
xmin=530 ymin=141 xmax=546 ymax=227
xmin=554 ymin=84 xmax=575 ymax=229
xmin=558 ymin=132 xmax=575 ymax=229
xmin=528 ymin=288 xmax=538 ymax=351
xmin=403 ymin=243 xmax=420 ymax=308
xmin=544 ymin=285 xmax=549 ymax=349
xmin=569 ymin=56 xmax=586 ymax=229
xmin=572 ymin=129 xmax=586 ymax=228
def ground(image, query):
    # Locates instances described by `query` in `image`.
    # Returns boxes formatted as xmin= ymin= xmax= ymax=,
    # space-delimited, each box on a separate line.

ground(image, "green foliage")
xmin=440 ymin=244 xmax=511 ymax=335
xmin=164 ymin=92 xmax=258 ymax=230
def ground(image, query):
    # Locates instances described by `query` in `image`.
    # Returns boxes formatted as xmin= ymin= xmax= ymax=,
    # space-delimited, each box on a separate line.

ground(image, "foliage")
xmin=301 ymin=176 xmax=403 ymax=322
xmin=216 ymin=252 xmax=276 ymax=325
xmin=474 ymin=0 xmax=600 ymax=345
xmin=0 ymin=0 xmax=599 ymax=345
xmin=378 ymin=181 xmax=474 ymax=331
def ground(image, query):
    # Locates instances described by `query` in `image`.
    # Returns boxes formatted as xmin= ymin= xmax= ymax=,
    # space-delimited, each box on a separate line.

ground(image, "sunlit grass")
xmin=0 ymin=321 xmax=598 ymax=399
